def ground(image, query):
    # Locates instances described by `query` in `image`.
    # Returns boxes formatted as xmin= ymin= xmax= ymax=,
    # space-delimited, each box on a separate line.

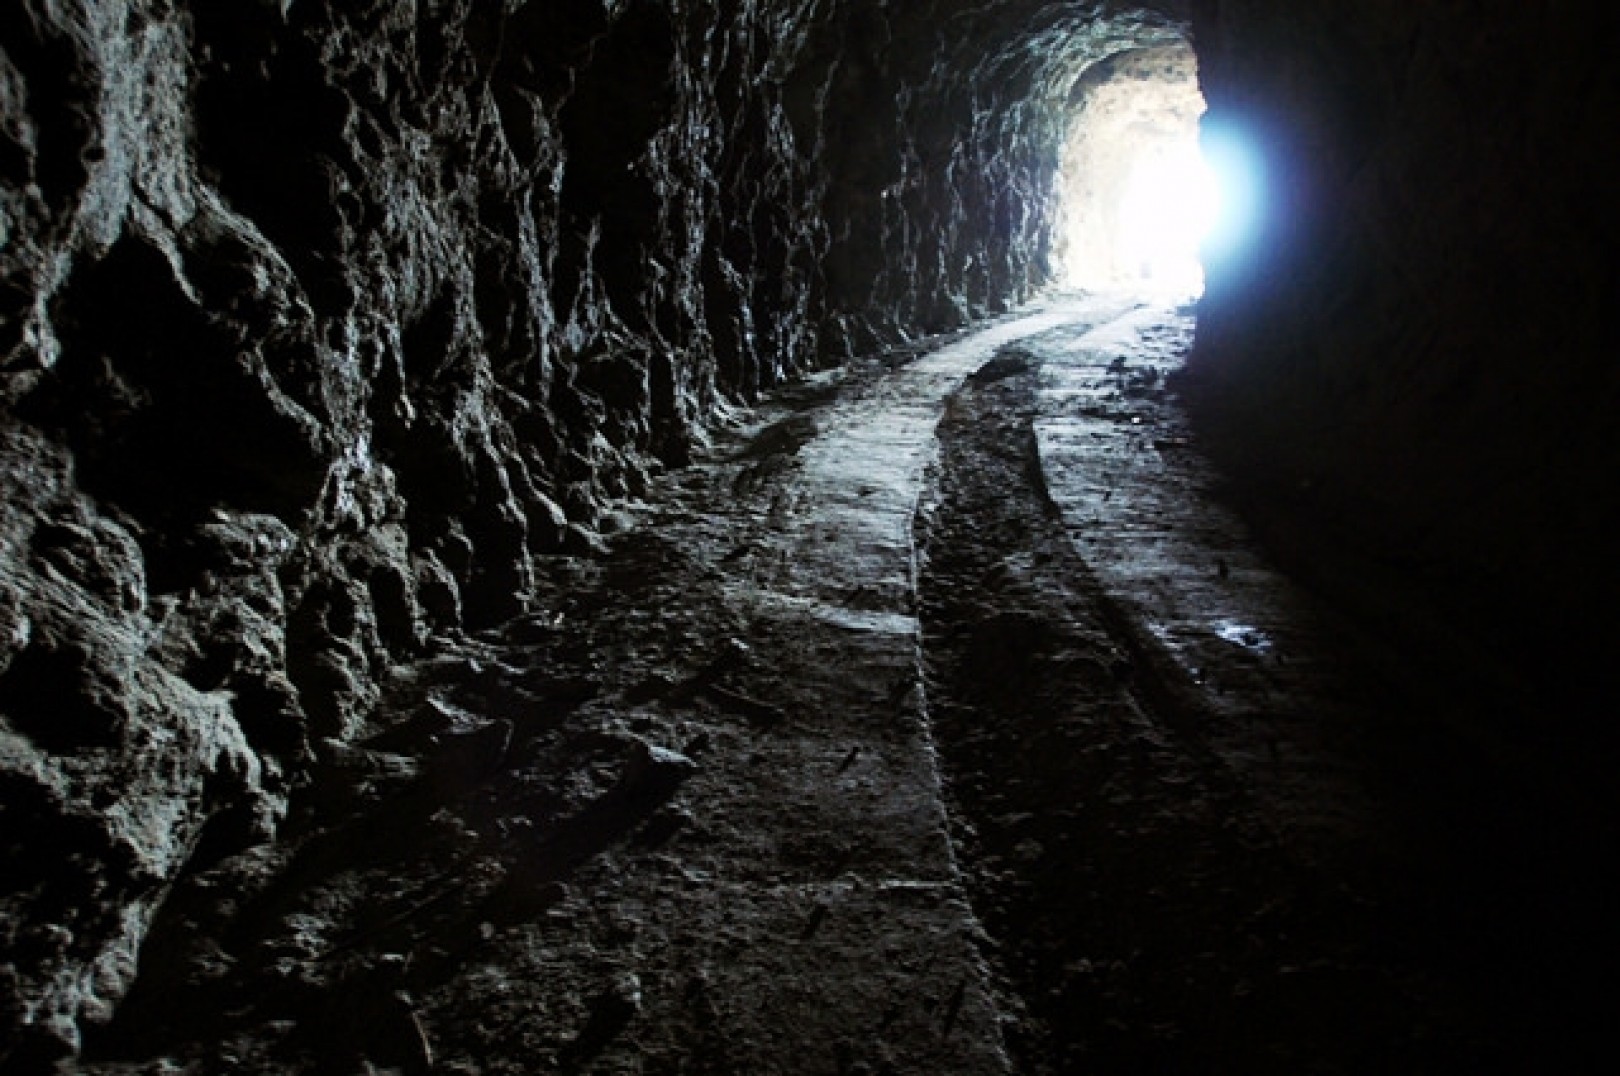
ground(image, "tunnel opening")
xmin=1049 ymin=43 xmax=1252 ymax=301
xmin=5 ymin=2 xmax=1614 ymax=1070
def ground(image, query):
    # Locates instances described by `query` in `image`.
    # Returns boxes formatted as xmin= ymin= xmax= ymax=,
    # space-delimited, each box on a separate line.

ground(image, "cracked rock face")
xmin=0 ymin=0 xmax=1187 ymax=1058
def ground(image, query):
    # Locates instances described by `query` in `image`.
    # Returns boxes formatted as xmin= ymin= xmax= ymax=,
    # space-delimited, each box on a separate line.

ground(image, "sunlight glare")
xmin=1198 ymin=122 xmax=1264 ymax=267
xmin=1116 ymin=141 xmax=1220 ymax=298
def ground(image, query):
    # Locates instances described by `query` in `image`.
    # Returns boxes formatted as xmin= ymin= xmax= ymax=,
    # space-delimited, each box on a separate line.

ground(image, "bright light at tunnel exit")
xmin=1050 ymin=48 xmax=1266 ymax=299
xmin=1116 ymin=141 xmax=1220 ymax=298
xmin=1198 ymin=122 xmax=1265 ymax=267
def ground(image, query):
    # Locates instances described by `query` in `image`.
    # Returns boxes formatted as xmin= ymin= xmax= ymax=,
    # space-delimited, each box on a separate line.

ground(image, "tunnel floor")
xmin=83 ymin=298 xmax=1593 ymax=1074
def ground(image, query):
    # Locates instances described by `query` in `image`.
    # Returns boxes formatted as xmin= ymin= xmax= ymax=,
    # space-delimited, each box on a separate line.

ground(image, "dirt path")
xmin=81 ymin=297 xmax=1597 ymax=1074
xmin=84 ymin=296 xmax=1129 ymax=1075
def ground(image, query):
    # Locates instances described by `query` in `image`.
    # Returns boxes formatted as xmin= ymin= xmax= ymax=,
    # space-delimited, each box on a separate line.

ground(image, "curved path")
xmin=88 ymin=294 xmax=1132 ymax=1074
xmin=89 ymin=294 xmax=1582 ymax=1074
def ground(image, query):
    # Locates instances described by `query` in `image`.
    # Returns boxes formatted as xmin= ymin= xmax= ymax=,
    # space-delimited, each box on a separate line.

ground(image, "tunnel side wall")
xmin=1187 ymin=0 xmax=1620 ymax=700
xmin=0 ymin=0 xmax=1141 ymax=1055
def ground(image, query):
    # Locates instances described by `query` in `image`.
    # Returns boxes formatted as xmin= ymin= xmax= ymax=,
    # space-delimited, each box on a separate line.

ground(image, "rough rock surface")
xmin=41 ymin=298 xmax=1601 ymax=1073
xmin=0 ymin=0 xmax=1187 ymax=1059
xmin=75 ymin=299 xmax=1122 ymax=1075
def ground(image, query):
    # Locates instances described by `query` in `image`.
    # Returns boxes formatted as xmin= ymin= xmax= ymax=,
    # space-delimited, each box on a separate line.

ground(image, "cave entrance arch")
xmin=1050 ymin=44 xmax=1216 ymax=299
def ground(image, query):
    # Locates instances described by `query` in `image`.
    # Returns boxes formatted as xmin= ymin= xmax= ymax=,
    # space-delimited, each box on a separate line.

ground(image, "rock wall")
xmin=1187 ymin=0 xmax=1620 ymax=705
xmin=0 ymin=0 xmax=1187 ymax=1059
xmin=21 ymin=0 xmax=1615 ymax=1058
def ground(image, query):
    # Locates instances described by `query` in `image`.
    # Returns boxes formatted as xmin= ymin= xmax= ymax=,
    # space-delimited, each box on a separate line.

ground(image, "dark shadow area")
xmin=921 ymin=341 xmax=1608 ymax=1073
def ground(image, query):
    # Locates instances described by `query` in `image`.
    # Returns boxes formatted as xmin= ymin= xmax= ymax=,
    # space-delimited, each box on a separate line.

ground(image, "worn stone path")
xmin=555 ymin=292 xmax=1144 ymax=1074
xmin=85 ymin=295 xmax=1594 ymax=1074
xmin=84 ymin=295 xmax=1134 ymax=1074
xmin=1031 ymin=304 xmax=1578 ymax=912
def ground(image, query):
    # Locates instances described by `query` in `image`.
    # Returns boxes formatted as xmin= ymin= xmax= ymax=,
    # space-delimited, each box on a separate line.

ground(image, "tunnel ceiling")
xmin=3 ymin=0 xmax=1616 ymax=1062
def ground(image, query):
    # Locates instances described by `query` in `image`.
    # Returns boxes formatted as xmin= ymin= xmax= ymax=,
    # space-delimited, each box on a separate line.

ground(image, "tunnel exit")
xmin=1050 ymin=44 xmax=1254 ymax=301
xmin=1115 ymin=139 xmax=1218 ymax=296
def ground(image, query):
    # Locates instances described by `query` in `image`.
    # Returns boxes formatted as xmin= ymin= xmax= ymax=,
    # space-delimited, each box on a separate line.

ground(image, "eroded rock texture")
xmin=0 ymin=0 xmax=1184 ymax=1059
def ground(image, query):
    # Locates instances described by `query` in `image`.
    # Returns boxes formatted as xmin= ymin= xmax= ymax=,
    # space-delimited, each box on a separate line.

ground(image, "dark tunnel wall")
xmin=0 ymin=0 xmax=1185 ymax=1053
xmin=1186 ymin=0 xmax=1620 ymax=707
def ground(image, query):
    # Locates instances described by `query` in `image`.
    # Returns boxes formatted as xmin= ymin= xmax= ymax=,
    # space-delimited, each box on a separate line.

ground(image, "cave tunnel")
xmin=2 ymin=1 xmax=1617 ymax=1072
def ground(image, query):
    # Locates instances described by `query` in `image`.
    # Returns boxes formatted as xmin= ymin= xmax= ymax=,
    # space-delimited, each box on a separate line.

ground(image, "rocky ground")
xmin=919 ymin=307 xmax=1604 ymax=1073
xmin=68 ymin=296 xmax=1603 ymax=1075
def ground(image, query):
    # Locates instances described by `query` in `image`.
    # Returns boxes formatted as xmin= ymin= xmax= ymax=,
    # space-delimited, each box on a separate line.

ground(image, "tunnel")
xmin=1 ymin=1 xmax=1616 ymax=1072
